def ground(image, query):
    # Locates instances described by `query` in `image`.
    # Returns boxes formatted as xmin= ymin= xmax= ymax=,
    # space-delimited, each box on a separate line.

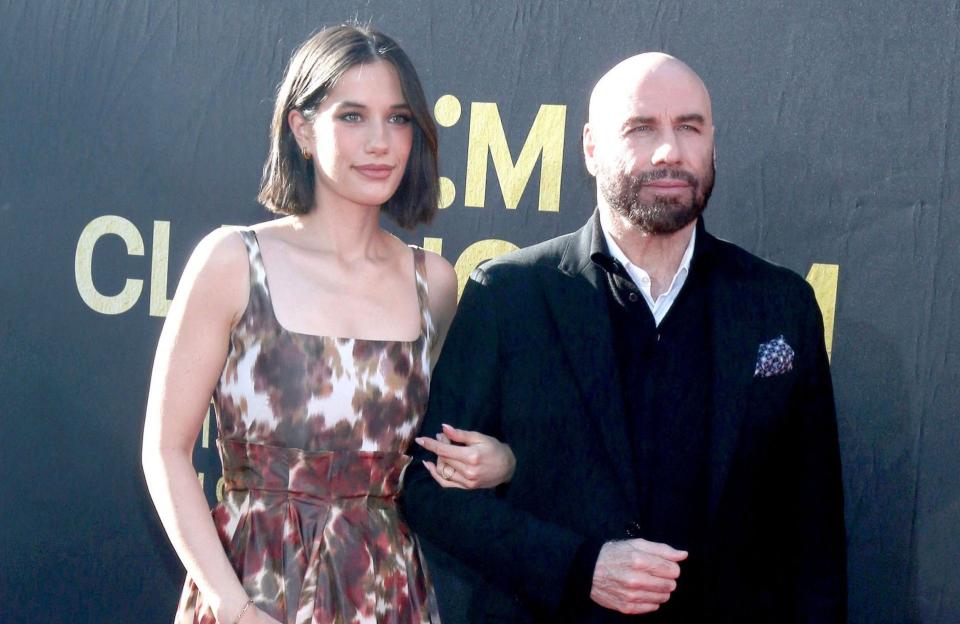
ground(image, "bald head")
xmin=583 ymin=53 xmax=716 ymax=236
xmin=589 ymin=53 xmax=712 ymax=127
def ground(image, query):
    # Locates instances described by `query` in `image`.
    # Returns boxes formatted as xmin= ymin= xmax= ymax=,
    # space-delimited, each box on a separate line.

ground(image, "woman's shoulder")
xmin=175 ymin=227 xmax=252 ymax=322
xmin=189 ymin=226 xmax=251 ymax=276
xmin=419 ymin=247 xmax=456 ymax=295
xmin=415 ymin=247 xmax=457 ymax=330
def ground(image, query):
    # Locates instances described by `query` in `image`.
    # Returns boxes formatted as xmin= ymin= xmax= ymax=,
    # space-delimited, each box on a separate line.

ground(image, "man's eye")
xmin=631 ymin=125 xmax=653 ymax=133
xmin=678 ymin=124 xmax=699 ymax=132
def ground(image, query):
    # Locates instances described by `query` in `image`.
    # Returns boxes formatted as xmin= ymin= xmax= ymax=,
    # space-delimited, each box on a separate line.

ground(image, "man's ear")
xmin=583 ymin=123 xmax=598 ymax=176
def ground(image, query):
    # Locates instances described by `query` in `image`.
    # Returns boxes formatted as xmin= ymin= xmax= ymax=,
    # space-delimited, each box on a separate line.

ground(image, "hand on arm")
xmin=417 ymin=254 xmax=518 ymax=489
xmin=141 ymin=229 xmax=259 ymax=623
xmin=590 ymin=539 xmax=687 ymax=615
xmin=403 ymin=269 xmax=593 ymax=612
xmin=416 ymin=423 xmax=516 ymax=489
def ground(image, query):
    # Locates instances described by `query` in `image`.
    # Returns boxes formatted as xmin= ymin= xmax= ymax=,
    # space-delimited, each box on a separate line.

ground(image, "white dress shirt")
xmin=601 ymin=224 xmax=697 ymax=327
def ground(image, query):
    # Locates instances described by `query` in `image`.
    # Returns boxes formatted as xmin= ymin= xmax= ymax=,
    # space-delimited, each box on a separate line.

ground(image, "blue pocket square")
xmin=754 ymin=335 xmax=795 ymax=378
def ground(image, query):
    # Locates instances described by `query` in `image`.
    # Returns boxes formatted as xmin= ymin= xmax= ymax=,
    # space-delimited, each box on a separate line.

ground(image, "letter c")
xmin=75 ymin=215 xmax=144 ymax=315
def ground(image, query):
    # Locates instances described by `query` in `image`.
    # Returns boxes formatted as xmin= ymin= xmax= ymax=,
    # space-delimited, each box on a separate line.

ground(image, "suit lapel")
xmin=539 ymin=217 xmax=761 ymax=521
xmin=703 ymin=233 xmax=759 ymax=522
xmin=543 ymin=216 xmax=638 ymax=513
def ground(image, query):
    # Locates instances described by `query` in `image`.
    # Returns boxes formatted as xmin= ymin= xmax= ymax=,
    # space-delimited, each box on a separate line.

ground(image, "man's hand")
xmin=590 ymin=539 xmax=688 ymax=614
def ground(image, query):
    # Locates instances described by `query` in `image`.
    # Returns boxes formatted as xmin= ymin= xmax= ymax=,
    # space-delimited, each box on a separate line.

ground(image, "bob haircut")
xmin=258 ymin=25 xmax=439 ymax=229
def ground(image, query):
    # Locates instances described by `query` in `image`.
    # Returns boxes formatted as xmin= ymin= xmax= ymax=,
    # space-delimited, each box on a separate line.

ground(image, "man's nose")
xmin=651 ymin=130 xmax=683 ymax=165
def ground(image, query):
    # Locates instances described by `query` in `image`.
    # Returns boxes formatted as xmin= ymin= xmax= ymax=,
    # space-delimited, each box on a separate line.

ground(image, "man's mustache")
xmin=634 ymin=168 xmax=699 ymax=187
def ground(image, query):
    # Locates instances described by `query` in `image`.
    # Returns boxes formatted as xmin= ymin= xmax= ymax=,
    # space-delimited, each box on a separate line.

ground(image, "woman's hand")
xmin=415 ymin=424 xmax=516 ymax=489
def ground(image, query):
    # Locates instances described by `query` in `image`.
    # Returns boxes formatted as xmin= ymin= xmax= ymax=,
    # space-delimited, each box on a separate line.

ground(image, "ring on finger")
xmin=440 ymin=463 xmax=455 ymax=480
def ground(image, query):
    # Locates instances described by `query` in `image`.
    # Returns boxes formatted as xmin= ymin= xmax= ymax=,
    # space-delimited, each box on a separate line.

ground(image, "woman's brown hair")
xmin=258 ymin=25 xmax=439 ymax=229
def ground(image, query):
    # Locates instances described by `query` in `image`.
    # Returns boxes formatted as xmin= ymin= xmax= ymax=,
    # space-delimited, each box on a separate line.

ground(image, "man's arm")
xmin=403 ymin=268 xmax=589 ymax=613
xmin=404 ymin=267 xmax=687 ymax=616
xmin=789 ymin=281 xmax=847 ymax=621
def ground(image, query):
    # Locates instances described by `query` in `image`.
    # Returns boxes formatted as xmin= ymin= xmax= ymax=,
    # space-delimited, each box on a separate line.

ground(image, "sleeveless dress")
xmin=175 ymin=230 xmax=440 ymax=624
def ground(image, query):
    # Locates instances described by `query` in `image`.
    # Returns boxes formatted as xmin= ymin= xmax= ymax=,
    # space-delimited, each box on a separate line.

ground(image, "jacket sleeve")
xmin=402 ymin=267 xmax=591 ymax=615
xmin=789 ymin=281 xmax=848 ymax=622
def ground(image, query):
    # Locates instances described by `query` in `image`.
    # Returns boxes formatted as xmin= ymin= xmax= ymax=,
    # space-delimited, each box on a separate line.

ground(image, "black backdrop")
xmin=1 ymin=1 xmax=958 ymax=622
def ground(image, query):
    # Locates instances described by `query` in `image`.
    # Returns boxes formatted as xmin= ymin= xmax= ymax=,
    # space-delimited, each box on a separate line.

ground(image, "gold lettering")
xmin=465 ymin=103 xmax=566 ymax=212
xmin=453 ymin=239 xmax=519 ymax=300
xmin=422 ymin=237 xmax=443 ymax=256
xmin=74 ymin=215 xmax=144 ymax=314
xmin=216 ymin=476 xmax=226 ymax=502
xmin=434 ymin=95 xmax=462 ymax=127
xmin=202 ymin=400 xmax=214 ymax=449
xmin=438 ymin=177 xmax=456 ymax=209
xmin=150 ymin=221 xmax=172 ymax=317
xmin=805 ymin=263 xmax=839 ymax=361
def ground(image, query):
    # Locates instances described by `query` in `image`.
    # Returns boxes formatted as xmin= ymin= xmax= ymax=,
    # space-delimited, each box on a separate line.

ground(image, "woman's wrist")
xmin=213 ymin=593 xmax=253 ymax=624
xmin=232 ymin=598 xmax=255 ymax=623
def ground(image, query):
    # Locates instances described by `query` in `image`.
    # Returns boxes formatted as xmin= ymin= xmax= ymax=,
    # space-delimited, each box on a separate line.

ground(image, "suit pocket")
xmin=743 ymin=371 xmax=798 ymax=444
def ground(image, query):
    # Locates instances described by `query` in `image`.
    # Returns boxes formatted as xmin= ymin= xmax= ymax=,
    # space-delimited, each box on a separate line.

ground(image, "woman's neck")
xmin=290 ymin=196 xmax=390 ymax=262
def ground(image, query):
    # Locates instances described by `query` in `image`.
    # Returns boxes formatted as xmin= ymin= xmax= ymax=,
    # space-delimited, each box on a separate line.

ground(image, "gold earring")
xmin=301 ymin=147 xmax=312 ymax=160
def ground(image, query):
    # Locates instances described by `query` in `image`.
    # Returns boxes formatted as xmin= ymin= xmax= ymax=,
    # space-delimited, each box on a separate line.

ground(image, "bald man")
xmin=404 ymin=53 xmax=845 ymax=622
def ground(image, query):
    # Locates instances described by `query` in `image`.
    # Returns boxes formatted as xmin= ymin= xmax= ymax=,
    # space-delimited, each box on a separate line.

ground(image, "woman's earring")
xmin=301 ymin=147 xmax=312 ymax=160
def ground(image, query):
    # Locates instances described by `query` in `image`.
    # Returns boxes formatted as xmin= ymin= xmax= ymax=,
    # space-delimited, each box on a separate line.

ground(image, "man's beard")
xmin=598 ymin=162 xmax=715 ymax=234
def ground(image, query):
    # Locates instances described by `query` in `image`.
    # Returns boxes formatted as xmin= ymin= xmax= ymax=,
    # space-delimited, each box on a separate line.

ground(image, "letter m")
xmin=464 ymin=103 xmax=565 ymax=212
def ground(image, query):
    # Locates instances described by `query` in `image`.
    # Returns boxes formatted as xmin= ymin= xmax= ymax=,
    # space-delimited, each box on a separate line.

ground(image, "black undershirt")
xmin=600 ymin=251 xmax=712 ymax=621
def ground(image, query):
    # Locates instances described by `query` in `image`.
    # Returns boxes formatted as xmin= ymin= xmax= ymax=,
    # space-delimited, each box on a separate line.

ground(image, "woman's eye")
xmin=390 ymin=113 xmax=412 ymax=124
xmin=339 ymin=112 xmax=362 ymax=122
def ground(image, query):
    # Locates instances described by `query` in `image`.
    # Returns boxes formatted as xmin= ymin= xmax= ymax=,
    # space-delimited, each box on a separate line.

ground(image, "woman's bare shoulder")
xmin=421 ymin=248 xmax=456 ymax=295
xmin=174 ymin=227 xmax=251 ymax=324
xmin=187 ymin=227 xmax=250 ymax=280
xmin=420 ymin=248 xmax=458 ymax=330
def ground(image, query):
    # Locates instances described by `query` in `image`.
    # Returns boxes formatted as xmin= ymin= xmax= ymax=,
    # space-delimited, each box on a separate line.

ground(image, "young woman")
xmin=142 ymin=25 xmax=514 ymax=624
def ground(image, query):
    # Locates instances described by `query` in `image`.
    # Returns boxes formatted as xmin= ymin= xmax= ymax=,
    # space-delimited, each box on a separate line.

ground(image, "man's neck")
xmin=599 ymin=206 xmax=697 ymax=299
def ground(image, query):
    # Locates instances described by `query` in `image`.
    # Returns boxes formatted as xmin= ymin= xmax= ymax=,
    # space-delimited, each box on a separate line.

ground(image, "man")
xmin=403 ymin=53 xmax=846 ymax=622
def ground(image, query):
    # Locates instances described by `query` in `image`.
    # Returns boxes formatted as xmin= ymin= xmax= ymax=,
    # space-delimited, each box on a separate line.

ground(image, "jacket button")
xmin=628 ymin=292 xmax=639 ymax=303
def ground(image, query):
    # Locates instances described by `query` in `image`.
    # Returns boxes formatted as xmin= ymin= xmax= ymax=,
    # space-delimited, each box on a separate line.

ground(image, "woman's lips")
xmin=354 ymin=164 xmax=395 ymax=179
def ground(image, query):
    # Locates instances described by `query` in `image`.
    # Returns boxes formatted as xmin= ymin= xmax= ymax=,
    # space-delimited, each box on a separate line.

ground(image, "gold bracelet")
xmin=232 ymin=599 xmax=254 ymax=624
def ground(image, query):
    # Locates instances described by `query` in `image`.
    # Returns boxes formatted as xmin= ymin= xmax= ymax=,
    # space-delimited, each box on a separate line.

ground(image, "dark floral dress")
xmin=175 ymin=230 xmax=440 ymax=624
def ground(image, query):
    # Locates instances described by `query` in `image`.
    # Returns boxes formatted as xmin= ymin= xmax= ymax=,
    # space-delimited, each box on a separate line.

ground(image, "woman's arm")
xmin=420 ymin=252 xmax=515 ymax=490
xmin=141 ymin=229 xmax=278 ymax=624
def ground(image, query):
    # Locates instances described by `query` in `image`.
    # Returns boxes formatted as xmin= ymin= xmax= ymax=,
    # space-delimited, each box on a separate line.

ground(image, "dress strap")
xmin=235 ymin=229 xmax=275 ymax=325
xmin=410 ymin=246 xmax=436 ymax=349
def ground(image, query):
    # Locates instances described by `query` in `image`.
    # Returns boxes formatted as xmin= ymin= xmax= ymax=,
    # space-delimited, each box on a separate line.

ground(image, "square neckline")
xmin=247 ymin=230 xmax=427 ymax=345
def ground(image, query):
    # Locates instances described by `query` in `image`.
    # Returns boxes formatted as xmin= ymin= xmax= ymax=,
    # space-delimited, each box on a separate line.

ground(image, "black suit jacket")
xmin=403 ymin=214 xmax=846 ymax=622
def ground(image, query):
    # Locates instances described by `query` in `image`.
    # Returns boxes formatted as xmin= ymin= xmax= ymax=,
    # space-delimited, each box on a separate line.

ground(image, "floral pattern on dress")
xmin=175 ymin=230 xmax=439 ymax=624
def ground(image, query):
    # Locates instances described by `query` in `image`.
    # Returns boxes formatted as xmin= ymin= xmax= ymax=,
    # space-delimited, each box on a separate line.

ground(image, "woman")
xmin=142 ymin=25 xmax=513 ymax=624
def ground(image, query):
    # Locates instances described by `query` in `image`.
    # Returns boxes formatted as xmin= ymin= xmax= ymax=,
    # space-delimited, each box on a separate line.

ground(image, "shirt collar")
xmin=597 ymin=216 xmax=697 ymax=284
